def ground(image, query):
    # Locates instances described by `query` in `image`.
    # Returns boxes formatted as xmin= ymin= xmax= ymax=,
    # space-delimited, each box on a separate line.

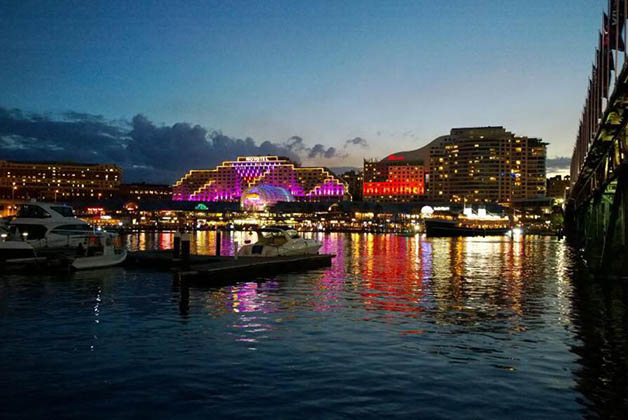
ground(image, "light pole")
xmin=12 ymin=184 xmax=17 ymax=200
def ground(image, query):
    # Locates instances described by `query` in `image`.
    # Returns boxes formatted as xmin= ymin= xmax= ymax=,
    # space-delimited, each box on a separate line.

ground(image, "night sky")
xmin=1 ymin=0 xmax=602 ymax=182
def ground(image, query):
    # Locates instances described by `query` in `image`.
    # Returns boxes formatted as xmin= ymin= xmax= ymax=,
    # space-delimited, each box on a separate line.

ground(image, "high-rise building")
xmin=546 ymin=175 xmax=570 ymax=201
xmin=173 ymin=156 xmax=347 ymax=202
xmin=427 ymin=127 xmax=546 ymax=204
xmin=340 ymin=170 xmax=363 ymax=201
xmin=0 ymin=160 xmax=121 ymax=201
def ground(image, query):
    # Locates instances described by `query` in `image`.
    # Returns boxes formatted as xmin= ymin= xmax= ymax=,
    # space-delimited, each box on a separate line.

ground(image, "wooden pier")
xmin=125 ymin=250 xmax=334 ymax=283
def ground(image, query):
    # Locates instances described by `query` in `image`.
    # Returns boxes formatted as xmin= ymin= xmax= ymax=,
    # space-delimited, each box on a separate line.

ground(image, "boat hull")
xmin=425 ymin=219 xmax=509 ymax=237
xmin=71 ymin=249 xmax=127 ymax=270
xmin=238 ymin=240 xmax=322 ymax=257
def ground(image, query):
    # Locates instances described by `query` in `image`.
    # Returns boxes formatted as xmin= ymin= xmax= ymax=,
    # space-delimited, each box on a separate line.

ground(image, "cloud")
xmin=284 ymin=135 xmax=346 ymax=159
xmin=307 ymin=144 xmax=347 ymax=159
xmin=0 ymin=106 xmax=346 ymax=183
xmin=546 ymin=157 xmax=570 ymax=171
xmin=344 ymin=137 xmax=368 ymax=148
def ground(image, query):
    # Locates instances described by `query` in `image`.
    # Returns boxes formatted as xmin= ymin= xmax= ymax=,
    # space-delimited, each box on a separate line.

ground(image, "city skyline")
xmin=1 ymin=0 xmax=602 ymax=178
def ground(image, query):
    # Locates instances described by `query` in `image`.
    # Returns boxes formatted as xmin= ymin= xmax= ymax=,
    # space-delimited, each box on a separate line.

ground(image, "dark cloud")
xmin=307 ymin=144 xmax=347 ymax=159
xmin=547 ymin=157 xmax=570 ymax=171
xmin=284 ymin=135 xmax=346 ymax=159
xmin=0 ymin=107 xmax=346 ymax=183
xmin=344 ymin=137 xmax=368 ymax=148
xmin=285 ymin=136 xmax=307 ymax=153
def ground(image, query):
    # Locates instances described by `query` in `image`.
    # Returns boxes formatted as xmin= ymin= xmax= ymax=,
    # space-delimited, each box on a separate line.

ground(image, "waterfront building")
xmin=362 ymin=136 xmax=448 ymax=203
xmin=363 ymin=159 xmax=426 ymax=202
xmin=172 ymin=156 xmax=347 ymax=202
xmin=546 ymin=175 xmax=570 ymax=201
xmin=427 ymin=127 xmax=546 ymax=205
xmin=0 ymin=160 xmax=121 ymax=201
xmin=240 ymin=185 xmax=294 ymax=212
xmin=340 ymin=170 xmax=363 ymax=201
xmin=119 ymin=183 xmax=173 ymax=201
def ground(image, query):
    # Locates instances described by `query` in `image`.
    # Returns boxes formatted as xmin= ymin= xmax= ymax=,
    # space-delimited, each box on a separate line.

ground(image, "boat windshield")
xmin=286 ymin=229 xmax=299 ymax=239
xmin=17 ymin=205 xmax=51 ymax=219
xmin=50 ymin=206 xmax=75 ymax=217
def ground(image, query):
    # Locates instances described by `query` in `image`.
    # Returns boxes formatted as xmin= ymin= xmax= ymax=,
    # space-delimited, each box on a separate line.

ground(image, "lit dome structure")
xmin=240 ymin=185 xmax=294 ymax=212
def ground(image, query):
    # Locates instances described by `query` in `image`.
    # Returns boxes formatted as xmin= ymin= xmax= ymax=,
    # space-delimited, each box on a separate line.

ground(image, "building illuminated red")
xmin=363 ymin=158 xmax=426 ymax=202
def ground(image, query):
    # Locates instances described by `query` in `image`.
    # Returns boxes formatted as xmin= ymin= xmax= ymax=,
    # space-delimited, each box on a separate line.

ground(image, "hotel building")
xmin=172 ymin=156 xmax=347 ymax=202
xmin=362 ymin=138 xmax=440 ymax=202
xmin=0 ymin=160 xmax=122 ymax=201
xmin=428 ymin=127 xmax=546 ymax=204
xmin=363 ymin=158 xmax=427 ymax=202
xmin=120 ymin=183 xmax=173 ymax=201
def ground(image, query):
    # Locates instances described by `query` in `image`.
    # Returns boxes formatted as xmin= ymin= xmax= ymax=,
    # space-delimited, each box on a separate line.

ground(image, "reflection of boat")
xmin=0 ymin=202 xmax=127 ymax=269
xmin=238 ymin=226 xmax=322 ymax=257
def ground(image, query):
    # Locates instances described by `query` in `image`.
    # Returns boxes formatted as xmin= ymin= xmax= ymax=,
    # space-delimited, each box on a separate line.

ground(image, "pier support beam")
xmin=575 ymin=168 xmax=628 ymax=276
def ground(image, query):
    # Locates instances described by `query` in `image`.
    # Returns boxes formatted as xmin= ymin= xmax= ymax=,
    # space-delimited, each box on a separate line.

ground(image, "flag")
xmin=601 ymin=23 xmax=614 ymax=98
xmin=608 ymin=0 xmax=626 ymax=51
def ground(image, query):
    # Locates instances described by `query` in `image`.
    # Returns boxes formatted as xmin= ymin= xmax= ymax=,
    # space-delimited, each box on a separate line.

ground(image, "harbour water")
xmin=1 ymin=232 xmax=627 ymax=418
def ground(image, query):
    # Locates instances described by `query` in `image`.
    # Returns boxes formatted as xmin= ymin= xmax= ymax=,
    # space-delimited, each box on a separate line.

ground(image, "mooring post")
xmin=216 ymin=229 xmax=221 ymax=256
xmin=173 ymin=230 xmax=181 ymax=258
xmin=181 ymin=231 xmax=190 ymax=262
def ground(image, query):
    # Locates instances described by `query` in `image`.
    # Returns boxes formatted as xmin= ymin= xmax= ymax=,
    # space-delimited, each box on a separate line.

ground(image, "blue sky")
xmin=0 ymin=0 xmax=603 ymax=169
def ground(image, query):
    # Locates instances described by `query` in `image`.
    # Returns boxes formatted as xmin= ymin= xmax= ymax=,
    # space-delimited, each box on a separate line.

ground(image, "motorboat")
xmin=238 ymin=226 xmax=322 ymax=257
xmin=0 ymin=201 xmax=127 ymax=270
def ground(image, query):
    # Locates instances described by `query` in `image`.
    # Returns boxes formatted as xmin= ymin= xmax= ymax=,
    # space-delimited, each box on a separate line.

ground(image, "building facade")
xmin=172 ymin=156 xmax=347 ymax=202
xmin=0 ymin=160 xmax=121 ymax=201
xmin=340 ymin=170 xmax=363 ymax=201
xmin=427 ymin=127 xmax=546 ymax=204
xmin=119 ymin=183 xmax=173 ymax=201
xmin=363 ymin=158 xmax=426 ymax=202
xmin=546 ymin=175 xmax=570 ymax=201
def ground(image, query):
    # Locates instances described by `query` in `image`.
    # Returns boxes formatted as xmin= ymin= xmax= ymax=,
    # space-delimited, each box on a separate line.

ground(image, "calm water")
xmin=1 ymin=232 xmax=627 ymax=419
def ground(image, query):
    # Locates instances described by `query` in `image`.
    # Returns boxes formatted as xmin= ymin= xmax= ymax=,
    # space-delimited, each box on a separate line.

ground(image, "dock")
xmin=125 ymin=250 xmax=334 ymax=283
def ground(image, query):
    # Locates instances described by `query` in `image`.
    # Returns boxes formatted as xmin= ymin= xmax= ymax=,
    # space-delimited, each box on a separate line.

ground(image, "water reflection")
xmin=570 ymin=271 xmax=628 ymax=418
xmin=120 ymin=232 xmax=627 ymax=416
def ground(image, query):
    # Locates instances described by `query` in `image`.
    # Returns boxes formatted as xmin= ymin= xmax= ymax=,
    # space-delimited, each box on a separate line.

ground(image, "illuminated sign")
xmin=195 ymin=203 xmax=208 ymax=210
xmin=363 ymin=181 xmax=425 ymax=196
xmin=244 ymin=156 xmax=273 ymax=162
xmin=387 ymin=155 xmax=405 ymax=161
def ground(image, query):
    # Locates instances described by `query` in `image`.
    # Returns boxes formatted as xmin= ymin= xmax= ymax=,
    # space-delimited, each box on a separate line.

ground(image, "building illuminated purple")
xmin=173 ymin=156 xmax=347 ymax=202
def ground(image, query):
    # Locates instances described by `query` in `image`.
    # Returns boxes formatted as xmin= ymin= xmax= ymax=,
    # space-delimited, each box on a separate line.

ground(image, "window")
xmin=51 ymin=206 xmax=75 ymax=217
xmin=50 ymin=224 xmax=93 ymax=235
xmin=11 ymin=224 xmax=48 ymax=240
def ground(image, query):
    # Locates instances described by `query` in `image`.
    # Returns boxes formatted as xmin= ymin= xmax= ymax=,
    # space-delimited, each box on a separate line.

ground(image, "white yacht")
xmin=0 ymin=202 xmax=127 ymax=270
xmin=238 ymin=226 xmax=322 ymax=257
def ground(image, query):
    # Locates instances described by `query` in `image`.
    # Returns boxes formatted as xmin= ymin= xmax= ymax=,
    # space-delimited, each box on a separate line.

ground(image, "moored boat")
xmin=0 ymin=201 xmax=127 ymax=270
xmin=238 ymin=226 xmax=322 ymax=257
xmin=424 ymin=206 xmax=510 ymax=237
xmin=424 ymin=218 xmax=510 ymax=237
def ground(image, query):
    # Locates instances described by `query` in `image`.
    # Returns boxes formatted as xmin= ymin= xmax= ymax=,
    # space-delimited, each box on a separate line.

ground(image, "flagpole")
xmin=621 ymin=0 xmax=628 ymax=69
